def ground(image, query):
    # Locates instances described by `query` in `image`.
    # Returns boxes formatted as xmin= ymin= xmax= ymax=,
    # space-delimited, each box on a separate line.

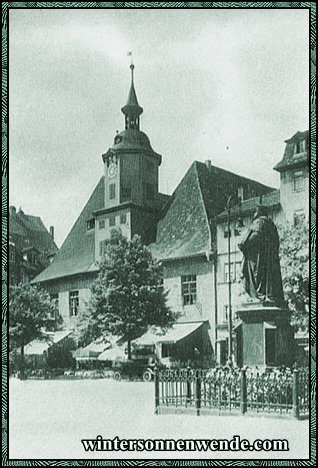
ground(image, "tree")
xmin=79 ymin=231 xmax=178 ymax=359
xmin=278 ymin=220 xmax=309 ymax=330
xmin=9 ymin=283 xmax=61 ymax=378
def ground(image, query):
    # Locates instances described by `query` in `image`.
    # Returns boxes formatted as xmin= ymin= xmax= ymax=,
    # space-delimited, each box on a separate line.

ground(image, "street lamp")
xmin=226 ymin=195 xmax=243 ymax=362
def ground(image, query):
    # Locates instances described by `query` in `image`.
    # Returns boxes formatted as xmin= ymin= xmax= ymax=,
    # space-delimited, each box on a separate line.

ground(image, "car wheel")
xmin=113 ymin=371 xmax=122 ymax=381
xmin=143 ymin=370 xmax=152 ymax=382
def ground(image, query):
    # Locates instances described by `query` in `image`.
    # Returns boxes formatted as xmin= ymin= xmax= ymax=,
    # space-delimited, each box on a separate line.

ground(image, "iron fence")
xmin=155 ymin=367 xmax=309 ymax=419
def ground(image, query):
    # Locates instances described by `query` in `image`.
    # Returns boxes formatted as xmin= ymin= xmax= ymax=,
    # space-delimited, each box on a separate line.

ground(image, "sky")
xmin=9 ymin=8 xmax=309 ymax=247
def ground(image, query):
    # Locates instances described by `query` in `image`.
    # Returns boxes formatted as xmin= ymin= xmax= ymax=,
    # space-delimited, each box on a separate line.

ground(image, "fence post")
xmin=293 ymin=369 xmax=299 ymax=419
xmin=240 ymin=368 xmax=247 ymax=415
xmin=186 ymin=366 xmax=192 ymax=405
xmin=195 ymin=373 xmax=201 ymax=416
xmin=154 ymin=367 xmax=159 ymax=415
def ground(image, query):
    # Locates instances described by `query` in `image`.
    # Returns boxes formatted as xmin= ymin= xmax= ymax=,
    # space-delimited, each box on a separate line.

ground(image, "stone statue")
xmin=238 ymin=205 xmax=285 ymax=306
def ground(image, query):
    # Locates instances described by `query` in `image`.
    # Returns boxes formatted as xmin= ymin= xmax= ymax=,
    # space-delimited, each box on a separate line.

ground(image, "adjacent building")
xmin=32 ymin=64 xmax=309 ymax=365
xmin=9 ymin=206 xmax=58 ymax=286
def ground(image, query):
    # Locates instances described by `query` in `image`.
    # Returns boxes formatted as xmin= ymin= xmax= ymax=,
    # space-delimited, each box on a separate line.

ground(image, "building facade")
xmin=9 ymin=206 xmax=58 ymax=286
xmin=33 ymin=66 xmax=309 ymax=364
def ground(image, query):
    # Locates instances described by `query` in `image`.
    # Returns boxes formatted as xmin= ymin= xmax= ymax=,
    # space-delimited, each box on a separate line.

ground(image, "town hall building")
xmin=33 ymin=64 xmax=309 ymax=365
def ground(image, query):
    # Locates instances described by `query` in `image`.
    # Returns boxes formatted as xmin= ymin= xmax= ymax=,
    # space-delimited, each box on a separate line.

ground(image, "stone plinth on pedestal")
xmin=235 ymin=302 xmax=295 ymax=368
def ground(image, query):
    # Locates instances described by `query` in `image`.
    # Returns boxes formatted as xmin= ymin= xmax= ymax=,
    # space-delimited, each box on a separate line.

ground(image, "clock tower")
xmin=94 ymin=62 xmax=162 ymax=260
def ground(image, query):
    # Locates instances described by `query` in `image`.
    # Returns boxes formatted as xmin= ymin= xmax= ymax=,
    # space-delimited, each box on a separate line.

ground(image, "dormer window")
xmin=294 ymin=140 xmax=305 ymax=154
xmin=87 ymin=219 xmax=95 ymax=230
xmin=237 ymin=186 xmax=244 ymax=202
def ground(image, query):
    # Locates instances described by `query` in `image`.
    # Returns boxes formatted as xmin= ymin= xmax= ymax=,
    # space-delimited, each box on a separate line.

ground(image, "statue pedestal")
xmin=235 ymin=302 xmax=295 ymax=368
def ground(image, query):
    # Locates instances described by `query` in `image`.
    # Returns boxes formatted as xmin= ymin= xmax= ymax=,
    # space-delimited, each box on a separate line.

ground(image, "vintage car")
xmin=112 ymin=359 xmax=153 ymax=382
xmin=112 ymin=355 xmax=165 ymax=382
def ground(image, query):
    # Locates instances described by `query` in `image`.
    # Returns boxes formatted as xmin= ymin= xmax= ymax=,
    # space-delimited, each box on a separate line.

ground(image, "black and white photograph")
xmin=5 ymin=4 xmax=313 ymax=462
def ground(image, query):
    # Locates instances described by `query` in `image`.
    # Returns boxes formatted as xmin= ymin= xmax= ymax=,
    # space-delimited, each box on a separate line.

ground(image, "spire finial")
xmin=127 ymin=51 xmax=134 ymax=81
xmin=121 ymin=52 xmax=143 ymax=130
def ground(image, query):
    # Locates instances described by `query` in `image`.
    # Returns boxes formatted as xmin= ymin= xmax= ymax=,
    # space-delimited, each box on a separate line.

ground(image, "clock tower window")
xmin=109 ymin=183 xmax=116 ymax=200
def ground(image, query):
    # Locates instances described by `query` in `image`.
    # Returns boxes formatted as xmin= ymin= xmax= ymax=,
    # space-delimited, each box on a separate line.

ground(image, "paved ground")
xmin=8 ymin=377 xmax=310 ymax=460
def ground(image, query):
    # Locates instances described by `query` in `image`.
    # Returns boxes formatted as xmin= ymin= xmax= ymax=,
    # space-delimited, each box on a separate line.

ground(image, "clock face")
xmin=108 ymin=163 xmax=117 ymax=178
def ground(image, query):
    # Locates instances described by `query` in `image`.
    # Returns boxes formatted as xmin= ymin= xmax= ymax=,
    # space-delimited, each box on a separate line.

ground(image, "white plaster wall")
xmin=58 ymin=288 xmax=92 ymax=330
xmin=163 ymin=258 xmax=215 ymax=349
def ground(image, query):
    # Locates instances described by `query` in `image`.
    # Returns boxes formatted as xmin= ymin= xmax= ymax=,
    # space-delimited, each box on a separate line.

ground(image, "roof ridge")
xmin=195 ymin=160 xmax=275 ymax=191
xmin=193 ymin=162 xmax=212 ymax=249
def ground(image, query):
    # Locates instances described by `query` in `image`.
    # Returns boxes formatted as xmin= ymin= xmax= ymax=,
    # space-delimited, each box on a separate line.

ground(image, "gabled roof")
xmin=9 ymin=209 xmax=58 ymax=254
xmin=33 ymin=178 xmax=105 ymax=283
xmin=149 ymin=162 xmax=211 ymax=261
xmin=33 ymin=177 xmax=170 ymax=283
xmin=195 ymin=162 xmax=273 ymax=223
xmin=150 ymin=161 xmax=274 ymax=261
xmin=274 ymin=130 xmax=309 ymax=172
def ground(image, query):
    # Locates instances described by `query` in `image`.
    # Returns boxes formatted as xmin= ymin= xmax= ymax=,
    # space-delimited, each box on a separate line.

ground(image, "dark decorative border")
xmin=1 ymin=2 xmax=316 ymax=466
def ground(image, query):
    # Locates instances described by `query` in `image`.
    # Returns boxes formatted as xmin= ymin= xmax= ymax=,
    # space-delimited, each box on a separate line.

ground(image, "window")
xmin=120 ymin=214 xmax=127 ymax=224
xmin=87 ymin=219 xmax=95 ymax=230
xmin=69 ymin=290 xmax=79 ymax=317
xmin=224 ymin=228 xmax=240 ymax=238
xmin=49 ymin=294 xmax=59 ymax=319
xmin=99 ymin=240 xmax=106 ymax=257
xmin=294 ymin=210 xmax=305 ymax=227
xmin=294 ymin=140 xmax=305 ymax=154
xmin=161 ymin=343 xmax=174 ymax=358
xmin=109 ymin=216 xmax=116 ymax=227
xmin=9 ymin=248 xmax=15 ymax=262
xmin=223 ymin=305 xmax=229 ymax=324
xmin=157 ymin=276 xmax=164 ymax=291
xmin=293 ymin=171 xmax=304 ymax=192
xmin=146 ymin=183 xmax=155 ymax=201
xmin=109 ymin=183 xmax=116 ymax=200
xmin=224 ymin=262 xmax=242 ymax=283
xmin=237 ymin=186 xmax=244 ymax=202
xmin=181 ymin=275 xmax=197 ymax=306
xmin=99 ymin=219 xmax=105 ymax=229
xmin=29 ymin=253 xmax=37 ymax=265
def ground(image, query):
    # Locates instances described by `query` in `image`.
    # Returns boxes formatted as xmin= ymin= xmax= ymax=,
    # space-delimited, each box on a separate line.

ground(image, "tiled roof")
xmin=149 ymin=162 xmax=211 ymax=261
xmin=33 ymin=178 xmax=105 ymax=283
xmin=33 ymin=177 xmax=171 ymax=283
xmin=274 ymin=130 xmax=309 ymax=172
xmin=9 ymin=209 xmax=58 ymax=254
xmin=196 ymin=162 xmax=273 ymax=222
xmin=150 ymin=161 xmax=274 ymax=261
xmin=216 ymin=189 xmax=281 ymax=221
xmin=33 ymin=159 xmax=275 ymax=279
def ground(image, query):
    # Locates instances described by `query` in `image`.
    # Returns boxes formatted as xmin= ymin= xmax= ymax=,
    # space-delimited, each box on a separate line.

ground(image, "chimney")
xmin=50 ymin=226 xmax=54 ymax=240
xmin=205 ymin=160 xmax=212 ymax=171
xmin=9 ymin=206 xmax=16 ymax=216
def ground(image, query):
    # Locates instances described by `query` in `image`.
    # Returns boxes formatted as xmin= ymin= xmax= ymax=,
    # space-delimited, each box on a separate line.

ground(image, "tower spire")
xmin=121 ymin=53 xmax=143 ymax=130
